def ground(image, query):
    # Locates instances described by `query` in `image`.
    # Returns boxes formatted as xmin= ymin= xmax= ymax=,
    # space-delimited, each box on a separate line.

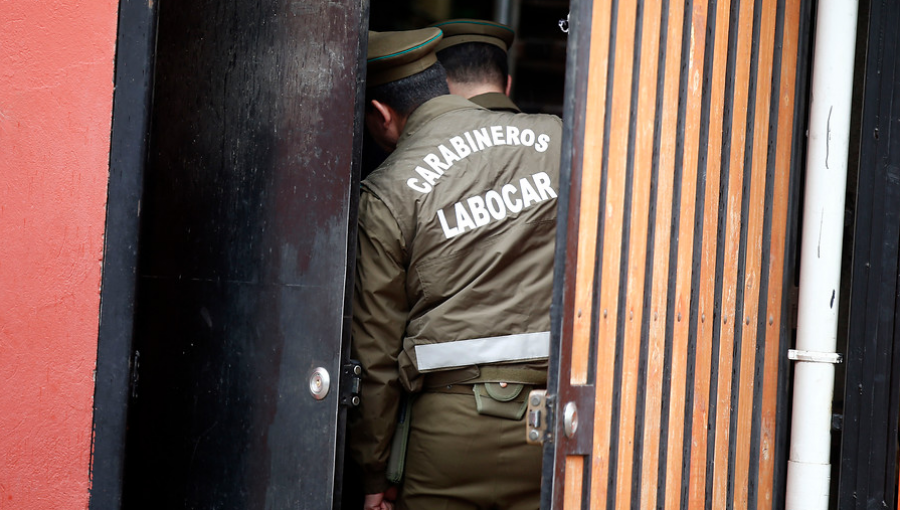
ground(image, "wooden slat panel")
xmin=757 ymin=1 xmax=801 ymax=508
xmin=553 ymin=0 xmax=808 ymax=506
xmin=638 ymin=0 xmax=685 ymax=506
xmin=613 ymin=0 xmax=662 ymax=506
xmin=687 ymin=0 xmax=732 ymax=507
xmin=571 ymin=0 xmax=615 ymax=387
xmin=686 ymin=0 xmax=728 ymax=504
xmin=590 ymin=0 xmax=638 ymax=505
xmin=663 ymin=0 xmax=709 ymax=507
xmin=733 ymin=0 xmax=778 ymax=506
xmin=711 ymin=0 xmax=756 ymax=505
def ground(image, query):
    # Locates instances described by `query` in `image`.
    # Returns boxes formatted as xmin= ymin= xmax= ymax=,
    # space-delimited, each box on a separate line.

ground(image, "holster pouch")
xmin=473 ymin=383 xmax=528 ymax=420
xmin=386 ymin=395 xmax=412 ymax=484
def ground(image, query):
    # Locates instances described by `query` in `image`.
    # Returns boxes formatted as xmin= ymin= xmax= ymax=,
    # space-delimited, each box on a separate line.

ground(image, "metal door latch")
xmin=340 ymin=359 xmax=362 ymax=407
xmin=526 ymin=389 xmax=554 ymax=445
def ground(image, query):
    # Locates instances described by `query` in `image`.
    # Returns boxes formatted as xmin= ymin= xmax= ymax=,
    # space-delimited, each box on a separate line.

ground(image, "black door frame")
xmin=90 ymin=0 xmax=158 ymax=507
xmin=837 ymin=0 xmax=900 ymax=507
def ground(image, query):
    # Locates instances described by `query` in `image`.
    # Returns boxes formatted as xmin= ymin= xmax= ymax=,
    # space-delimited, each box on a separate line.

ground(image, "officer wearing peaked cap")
xmin=348 ymin=27 xmax=562 ymax=510
xmin=366 ymin=28 xmax=444 ymax=88
xmin=431 ymin=18 xmax=521 ymax=113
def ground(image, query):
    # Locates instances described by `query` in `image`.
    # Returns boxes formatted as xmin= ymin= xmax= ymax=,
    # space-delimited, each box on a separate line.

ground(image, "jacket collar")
xmin=468 ymin=92 xmax=521 ymax=113
xmin=398 ymin=95 xmax=484 ymax=145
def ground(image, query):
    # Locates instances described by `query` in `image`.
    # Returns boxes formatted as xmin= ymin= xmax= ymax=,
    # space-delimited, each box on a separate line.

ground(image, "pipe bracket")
xmin=788 ymin=349 xmax=843 ymax=364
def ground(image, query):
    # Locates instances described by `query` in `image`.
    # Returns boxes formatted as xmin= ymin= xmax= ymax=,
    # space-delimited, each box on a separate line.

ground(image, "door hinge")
xmin=340 ymin=359 xmax=362 ymax=407
xmin=526 ymin=389 xmax=554 ymax=445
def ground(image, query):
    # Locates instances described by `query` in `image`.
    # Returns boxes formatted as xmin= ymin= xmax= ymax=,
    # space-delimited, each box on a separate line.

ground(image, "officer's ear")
xmin=505 ymin=75 xmax=513 ymax=97
xmin=366 ymin=99 xmax=404 ymax=152
xmin=367 ymin=99 xmax=394 ymax=130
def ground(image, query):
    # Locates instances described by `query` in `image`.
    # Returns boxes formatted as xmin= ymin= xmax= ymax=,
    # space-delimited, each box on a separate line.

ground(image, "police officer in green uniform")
xmin=348 ymin=27 xmax=562 ymax=510
xmin=431 ymin=19 xmax=521 ymax=113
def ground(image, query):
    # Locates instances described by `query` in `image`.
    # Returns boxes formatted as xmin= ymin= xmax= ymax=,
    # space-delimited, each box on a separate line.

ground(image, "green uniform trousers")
xmin=398 ymin=389 xmax=542 ymax=510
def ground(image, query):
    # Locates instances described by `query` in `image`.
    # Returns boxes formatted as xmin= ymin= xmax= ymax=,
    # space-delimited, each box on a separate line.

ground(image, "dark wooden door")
xmin=121 ymin=1 xmax=367 ymax=508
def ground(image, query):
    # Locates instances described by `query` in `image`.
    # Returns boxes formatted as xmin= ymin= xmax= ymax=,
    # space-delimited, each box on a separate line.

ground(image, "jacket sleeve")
xmin=347 ymin=190 xmax=409 ymax=494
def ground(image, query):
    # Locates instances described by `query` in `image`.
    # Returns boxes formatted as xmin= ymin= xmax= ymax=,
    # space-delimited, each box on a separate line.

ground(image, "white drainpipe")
xmin=784 ymin=0 xmax=859 ymax=508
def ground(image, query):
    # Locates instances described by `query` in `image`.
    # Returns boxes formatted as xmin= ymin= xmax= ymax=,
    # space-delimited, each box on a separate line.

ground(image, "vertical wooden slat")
xmin=663 ymin=1 xmax=708 ymax=507
xmin=757 ymin=0 xmax=800 ymax=507
xmin=732 ymin=0 xmax=778 ymax=506
xmin=561 ymin=0 xmax=615 ymax=506
xmin=687 ymin=0 xmax=732 ymax=505
xmin=591 ymin=0 xmax=638 ymax=505
xmin=564 ymin=456 xmax=586 ymax=510
xmin=711 ymin=0 xmax=755 ymax=505
xmin=639 ymin=1 xmax=685 ymax=508
xmin=572 ymin=0 xmax=615 ymax=387
xmin=614 ymin=0 xmax=662 ymax=506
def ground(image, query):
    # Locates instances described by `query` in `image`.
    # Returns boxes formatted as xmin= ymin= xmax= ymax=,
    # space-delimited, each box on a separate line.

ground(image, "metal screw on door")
xmin=309 ymin=367 xmax=330 ymax=400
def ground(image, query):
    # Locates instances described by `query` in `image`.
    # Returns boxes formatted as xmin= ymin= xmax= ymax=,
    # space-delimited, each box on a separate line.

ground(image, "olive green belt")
xmin=426 ymin=382 xmax=542 ymax=395
xmin=422 ymin=378 xmax=538 ymax=420
xmin=423 ymin=365 xmax=547 ymax=390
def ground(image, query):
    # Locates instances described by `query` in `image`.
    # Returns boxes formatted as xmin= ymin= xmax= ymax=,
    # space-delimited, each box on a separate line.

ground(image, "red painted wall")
xmin=0 ymin=1 xmax=119 ymax=508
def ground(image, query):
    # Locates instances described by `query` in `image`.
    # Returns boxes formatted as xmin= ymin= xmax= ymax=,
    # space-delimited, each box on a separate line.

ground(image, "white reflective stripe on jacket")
xmin=415 ymin=331 xmax=550 ymax=371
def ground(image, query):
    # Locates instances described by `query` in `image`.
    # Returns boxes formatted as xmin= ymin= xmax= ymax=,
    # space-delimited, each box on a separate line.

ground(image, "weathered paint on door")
xmin=120 ymin=1 xmax=367 ymax=508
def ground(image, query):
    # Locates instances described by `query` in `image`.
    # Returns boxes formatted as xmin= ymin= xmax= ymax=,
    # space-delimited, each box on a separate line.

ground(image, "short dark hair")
xmin=366 ymin=62 xmax=450 ymax=116
xmin=436 ymin=42 xmax=508 ymax=90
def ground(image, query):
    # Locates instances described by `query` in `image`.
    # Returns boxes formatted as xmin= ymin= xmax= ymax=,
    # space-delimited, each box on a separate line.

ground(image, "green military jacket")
xmin=349 ymin=94 xmax=562 ymax=493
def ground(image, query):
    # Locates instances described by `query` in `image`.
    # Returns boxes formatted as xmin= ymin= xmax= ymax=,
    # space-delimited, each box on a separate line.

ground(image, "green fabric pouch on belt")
xmin=473 ymin=383 xmax=528 ymax=420
xmin=386 ymin=395 xmax=412 ymax=484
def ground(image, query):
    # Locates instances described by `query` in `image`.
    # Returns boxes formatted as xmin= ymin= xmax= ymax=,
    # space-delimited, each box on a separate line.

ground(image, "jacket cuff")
xmin=362 ymin=469 xmax=390 ymax=494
